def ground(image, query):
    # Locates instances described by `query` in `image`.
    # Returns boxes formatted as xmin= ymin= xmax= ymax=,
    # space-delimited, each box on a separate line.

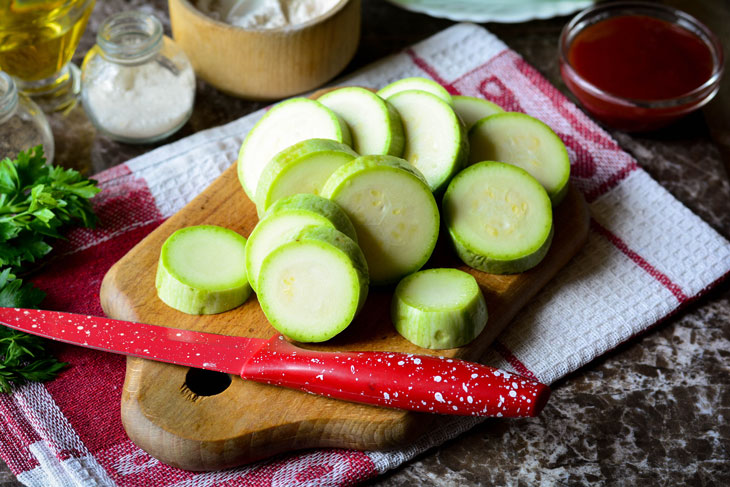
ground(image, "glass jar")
xmin=0 ymin=71 xmax=55 ymax=163
xmin=81 ymin=11 xmax=196 ymax=144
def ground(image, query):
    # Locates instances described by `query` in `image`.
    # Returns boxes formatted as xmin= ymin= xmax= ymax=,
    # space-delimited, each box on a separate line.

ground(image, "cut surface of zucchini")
xmin=392 ymin=268 xmax=488 ymax=349
xmin=322 ymin=155 xmax=439 ymax=285
xmin=255 ymin=138 xmax=358 ymax=216
xmin=377 ymin=77 xmax=453 ymax=105
xmin=237 ymin=98 xmax=351 ymax=200
xmin=443 ymin=161 xmax=553 ymax=274
xmin=258 ymin=226 xmax=368 ymax=343
xmin=246 ymin=194 xmax=357 ymax=292
xmin=264 ymin=193 xmax=358 ymax=242
xmin=386 ymin=89 xmax=468 ymax=193
xmin=156 ymin=225 xmax=251 ymax=314
xmin=468 ymin=112 xmax=570 ymax=205
xmin=452 ymin=95 xmax=504 ymax=130
xmin=318 ymin=87 xmax=405 ymax=157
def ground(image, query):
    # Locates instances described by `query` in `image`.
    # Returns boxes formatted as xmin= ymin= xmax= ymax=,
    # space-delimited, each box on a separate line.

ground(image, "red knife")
xmin=0 ymin=307 xmax=550 ymax=417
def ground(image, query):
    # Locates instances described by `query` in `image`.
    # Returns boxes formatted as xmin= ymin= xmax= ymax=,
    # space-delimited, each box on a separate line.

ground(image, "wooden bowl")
xmin=168 ymin=0 xmax=361 ymax=100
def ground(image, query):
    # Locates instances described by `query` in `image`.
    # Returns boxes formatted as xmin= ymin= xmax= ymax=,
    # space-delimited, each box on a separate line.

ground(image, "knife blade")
xmin=0 ymin=307 xmax=550 ymax=417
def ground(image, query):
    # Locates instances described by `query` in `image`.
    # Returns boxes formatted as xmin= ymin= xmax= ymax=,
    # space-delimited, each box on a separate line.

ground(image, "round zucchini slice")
xmin=318 ymin=87 xmax=405 ymax=157
xmin=443 ymin=161 xmax=553 ymax=274
xmin=237 ymin=97 xmax=351 ymax=200
xmin=468 ymin=112 xmax=570 ymax=205
xmin=322 ymin=155 xmax=439 ymax=285
xmin=386 ymin=89 xmax=468 ymax=193
xmin=452 ymin=95 xmax=504 ymax=130
xmin=392 ymin=268 xmax=488 ymax=349
xmin=156 ymin=225 xmax=251 ymax=314
xmin=377 ymin=76 xmax=453 ymax=105
xmin=258 ymin=226 xmax=368 ymax=343
xmin=255 ymin=138 xmax=358 ymax=216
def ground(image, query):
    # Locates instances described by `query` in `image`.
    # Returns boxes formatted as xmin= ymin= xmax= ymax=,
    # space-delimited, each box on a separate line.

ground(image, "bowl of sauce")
xmin=559 ymin=2 xmax=724 ymax=131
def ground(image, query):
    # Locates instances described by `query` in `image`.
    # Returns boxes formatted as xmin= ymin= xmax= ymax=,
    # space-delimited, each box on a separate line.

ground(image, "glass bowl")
xmin=559 ymin=2 xmax=724 ymax=132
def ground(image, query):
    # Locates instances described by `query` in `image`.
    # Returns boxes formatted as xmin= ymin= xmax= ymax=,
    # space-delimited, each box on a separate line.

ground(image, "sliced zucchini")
xmin=156 ymin=225 xmax=251 ymax=314
xmin=255 ymin=138 xmax=358 ymax=216
xmin=377 ymin=77 xmax=453 ymax=105
xmin=452 ymin=95 xmax=504 ymax=130
xmin=468 ymin=112 xmax=570 ymax=205
xmin=443 ymin=161 xmax=553 ymax=274
xmin=318 ymin=87 xmax=405 ymax=157
xmin=237 ymin=97 xmax=352 ymax=200
xmin=392 ymin=268 xmax=488 ymax=349
xmin=386 ymin=90 xmax=468 ymax=193
xmin=322 ymin=155 xmax=439 ymax=285
xmin=258 ymin=225 xmax=369 ymax=343
xmin=246 ymin=194 xmax=357 ymax=292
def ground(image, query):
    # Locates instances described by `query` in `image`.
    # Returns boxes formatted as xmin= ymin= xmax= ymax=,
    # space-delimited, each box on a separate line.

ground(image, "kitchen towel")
xmin=1 ymin=23 xmax=729 ymax=487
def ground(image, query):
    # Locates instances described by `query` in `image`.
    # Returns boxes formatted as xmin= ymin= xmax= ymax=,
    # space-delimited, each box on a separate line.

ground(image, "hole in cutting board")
xmin=185 ymin=368 xmax=232 ymax=396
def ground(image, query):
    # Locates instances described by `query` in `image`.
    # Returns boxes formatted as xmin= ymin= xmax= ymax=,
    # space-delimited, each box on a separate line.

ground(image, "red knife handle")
xmin=240 ymin=336 xmax=550 ymax=417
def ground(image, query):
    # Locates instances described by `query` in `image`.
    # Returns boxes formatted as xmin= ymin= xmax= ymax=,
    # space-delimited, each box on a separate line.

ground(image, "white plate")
xmin=385 ymin=0 xmax=594 ymax=23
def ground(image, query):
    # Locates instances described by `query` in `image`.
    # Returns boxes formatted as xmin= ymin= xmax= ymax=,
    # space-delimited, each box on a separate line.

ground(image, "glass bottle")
xmin=0 ymin=0 xmax=95 ymax=113
xmin=81 ymin=11 xmax=196 ymax=144
xmin=0 ymin=71 xmax=55 ymax=164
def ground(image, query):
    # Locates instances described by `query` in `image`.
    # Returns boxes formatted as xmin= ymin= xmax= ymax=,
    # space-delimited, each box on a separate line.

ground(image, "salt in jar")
xmin=81 ymin=11 xmax=196 ymax=144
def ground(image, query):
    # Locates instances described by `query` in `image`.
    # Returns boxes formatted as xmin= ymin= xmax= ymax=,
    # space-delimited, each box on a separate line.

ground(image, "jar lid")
xmin=97 ymin=11 xmax=164 ymax=64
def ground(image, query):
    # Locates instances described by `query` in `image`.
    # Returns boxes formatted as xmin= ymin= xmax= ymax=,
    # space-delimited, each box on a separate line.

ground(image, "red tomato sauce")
xmin=568 ymin=15 xmax=714 ymax=101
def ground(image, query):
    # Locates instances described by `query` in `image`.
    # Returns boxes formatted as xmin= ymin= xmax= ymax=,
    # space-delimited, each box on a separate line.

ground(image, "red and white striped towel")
xmin=1 ymin=24 xmax=728 ymax=487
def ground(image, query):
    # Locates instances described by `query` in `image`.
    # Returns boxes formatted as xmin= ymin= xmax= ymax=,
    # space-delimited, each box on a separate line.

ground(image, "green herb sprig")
xmin=0 ymin=268 xmax=65 ymax=392
xmin=0 ymin=146 xmax=101 ymax=392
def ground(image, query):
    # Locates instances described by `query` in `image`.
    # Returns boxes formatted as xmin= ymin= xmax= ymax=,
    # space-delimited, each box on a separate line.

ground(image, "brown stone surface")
xmin=2 ymin=0 xmax=729 ymax=485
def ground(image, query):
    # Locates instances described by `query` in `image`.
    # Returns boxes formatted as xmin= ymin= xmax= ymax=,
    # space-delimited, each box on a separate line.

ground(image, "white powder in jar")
xmin=84 ymin=58 xmax=196 ymax=140
xmin=195 ymin=0 xmax=341 ymax=29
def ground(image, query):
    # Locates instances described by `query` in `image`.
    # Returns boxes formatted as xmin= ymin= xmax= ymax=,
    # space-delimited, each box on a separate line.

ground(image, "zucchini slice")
xmin=392 ymin=268 xmax=488 ymax=349
xmin=377 ymin=76 xmax=453 ymax=105
xmin=386 ymin=90 xmax=468 ymax=193
xmin=237 ymin=97 xmax=351 ymax=200
xmin=156 ymin=225 xmax=251 ymax=314
xmin=318 ymin=87 xmax=405 ymax=157
xmin=255 ymin=138 xmax=358 ymax=216
xmin=468 ymin=112 xmax=570 ymax=205
xmin=322 ymin=155 xmax=439 ymax=285
xmin=452 ymin=95 xmax=504 ymax=130
xmin=258 ymin=225 xmax=368 ymax=343
xmin=246 ymin=194 xmax=357 ymax=292
xmin=443 ymin=161 xmax=553 ymax=274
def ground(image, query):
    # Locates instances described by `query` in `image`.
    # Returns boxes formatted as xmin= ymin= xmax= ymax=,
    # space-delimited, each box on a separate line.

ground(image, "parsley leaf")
xmin=0 ymin=146 xmax=100 ymax=392
xmin=0 ymin=269 xmax=45 ymax=309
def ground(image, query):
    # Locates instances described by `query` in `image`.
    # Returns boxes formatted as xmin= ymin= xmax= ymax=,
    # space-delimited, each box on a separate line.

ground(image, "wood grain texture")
xmin=100 ymin=156 xmax=589 ymax=470
xmin=168 ymin=0 xmax=361 ymax=100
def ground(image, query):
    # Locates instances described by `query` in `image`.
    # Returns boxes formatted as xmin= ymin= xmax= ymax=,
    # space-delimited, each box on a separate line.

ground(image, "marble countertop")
xmin=2 ymin=0 xmax=729 ymax=485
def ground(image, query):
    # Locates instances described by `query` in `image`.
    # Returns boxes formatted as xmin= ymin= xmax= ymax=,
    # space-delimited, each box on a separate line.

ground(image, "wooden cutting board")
xmin=100 ymin=159 xmax=589 ymax=471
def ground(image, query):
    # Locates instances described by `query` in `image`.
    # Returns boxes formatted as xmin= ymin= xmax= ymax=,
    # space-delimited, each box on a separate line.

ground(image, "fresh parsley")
xmin=0 ymin=146 xmax=101 ymax=392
